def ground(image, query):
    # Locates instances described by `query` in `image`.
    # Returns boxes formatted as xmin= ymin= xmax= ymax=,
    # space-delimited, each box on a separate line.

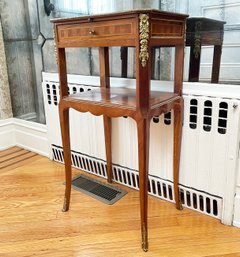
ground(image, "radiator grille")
xmin=45 ymin=83 xmax=95 ymax=106
xmin=218 ymin=102 xmax=228 ymax=134
xmin=52 ymin=145 xmax=222 ymax=219
xmin=203 ymin=100 xmax=213 ymax=132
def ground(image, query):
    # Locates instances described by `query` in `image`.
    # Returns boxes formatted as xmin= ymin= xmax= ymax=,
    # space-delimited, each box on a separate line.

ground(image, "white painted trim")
xmin=13 ymin=118 xmax=47 ymax=133
xmin=233 ymin=193 xmax=240 ymax=227
xmin=202 ymin=45 xmax=240 ymax=49
xmin=221 ymin=105 xmax=240 ymax=225
xmin=202 ymin=2 xmax=240 ymax=9
xmin=201 ymin=3 xmax=240 ymax=28
xmin=0 ymin=118 xmax=16 ymax=150
xmin=0 ymin=118 xmax=50 ymax=157
xmin=202 ymin=2 xmax=240 ymax=14
xmin=14 ymin=119 xmax=49 ymax=157
xmin=202 ymin=3 xmax=240 ymax=17
xmin=200 ymin=79 xmax=240 ymax=83
xmin=42 ymin=72 xmax=101 ymax=87
xmin=233 ymin=221 xmax=240 ymax=228
xmin=17 ymin=112 xmax=37 ymax=122
xmin=201 ymin=63 xmax=240 ymax=68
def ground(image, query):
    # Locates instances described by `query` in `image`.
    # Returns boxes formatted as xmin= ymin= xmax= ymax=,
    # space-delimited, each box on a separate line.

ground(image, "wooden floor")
xmin=1 ymin=147 xmax=240 ymax=257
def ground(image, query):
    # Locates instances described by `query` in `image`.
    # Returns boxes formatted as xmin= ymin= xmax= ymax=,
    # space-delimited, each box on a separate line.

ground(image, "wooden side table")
xmin=186 ymin=17 xmax=225 ymax=83
xmin=52 ymin=9 xmax=187 ymax=251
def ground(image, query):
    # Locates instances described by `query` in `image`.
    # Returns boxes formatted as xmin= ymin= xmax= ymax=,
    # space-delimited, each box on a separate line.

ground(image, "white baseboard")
xmin=233 ymin=221 xmax=240 ymax=228
xmin=0 ymin=118 xmax=16 ymax=150
xmin=233 ymin=194 xmax=240 ymax=228
xmin=0 ymin=118 xmax=50 ymax=157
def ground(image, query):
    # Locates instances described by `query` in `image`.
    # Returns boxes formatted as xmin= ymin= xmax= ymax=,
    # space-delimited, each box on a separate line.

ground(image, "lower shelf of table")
xmin=62 ymin=87 xmax=180 ymax=113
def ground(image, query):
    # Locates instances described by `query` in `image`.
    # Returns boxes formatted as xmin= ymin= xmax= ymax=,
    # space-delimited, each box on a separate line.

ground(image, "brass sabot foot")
xmin=142 ymin=240 xmax=148 ymax=252
xmin=142 ymin=224 xmax=148 ymax=252
xmin=178 ymin=204 xmax=183 ymax=210
xmin=62 ymin=197 xmax=69 ymax=212
xmin=176 ymin=200 xmax=183 ymax=211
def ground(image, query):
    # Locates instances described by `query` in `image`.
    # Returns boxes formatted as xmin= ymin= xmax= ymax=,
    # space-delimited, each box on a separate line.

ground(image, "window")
xmin=57 ymin=0 xmax=116 ymax=16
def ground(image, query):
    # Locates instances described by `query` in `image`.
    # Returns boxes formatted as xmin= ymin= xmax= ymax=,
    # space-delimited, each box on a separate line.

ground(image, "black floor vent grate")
xmin=71 ymin=174 xmax=127 ymax=205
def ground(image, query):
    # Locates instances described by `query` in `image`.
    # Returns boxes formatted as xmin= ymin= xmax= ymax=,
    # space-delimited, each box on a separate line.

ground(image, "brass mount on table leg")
xmin=62 ymin=196 xmax=69 ymax=212
xmin=142 ymin=223 xmax=148 ymax=252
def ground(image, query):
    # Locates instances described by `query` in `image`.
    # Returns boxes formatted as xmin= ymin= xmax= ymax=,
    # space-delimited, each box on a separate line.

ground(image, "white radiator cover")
xmin=42 ymin=72 xmax=240 ymax=226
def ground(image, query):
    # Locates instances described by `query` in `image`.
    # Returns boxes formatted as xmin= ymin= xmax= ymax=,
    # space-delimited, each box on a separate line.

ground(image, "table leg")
xmin=104 ymin=115 xmax=112 ymax=183
xmin=188 ymin=45 xmax=201 ymax=82
xmin=151 ymin=47 xmax=156 ymax=79
xmin=99 ymin=47 xmax=112 ymax=183
xmin=59 ymin=103 xmax=72 ymax=212
xmin=173 ymin=99 xmax=183 ymax=210
xmin=137 ymin=118 xmax=150 ymax=252
xmin=211 ymin=45 xmax=222 ymax=83
xmin=120 ymin=47 xmax=128 ymax=78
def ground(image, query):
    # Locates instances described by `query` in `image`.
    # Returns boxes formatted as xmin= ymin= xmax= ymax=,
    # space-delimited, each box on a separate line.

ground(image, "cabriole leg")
xmin=137 ymin=118 xmax=150 ymax=252
xmin=59 ymin=103 xmax=72 ymax=212
xmin=173 ymin=99 xmax=184 ymax=210
xmin=104 ymin=115 xmax=112 ymax=183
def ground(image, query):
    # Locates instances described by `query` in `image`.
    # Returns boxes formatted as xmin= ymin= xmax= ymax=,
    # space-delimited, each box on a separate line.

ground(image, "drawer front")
xmin=201 ymin=32 xmax=223 ymax=45
xmin=151 ymin=19 xmax=184 ymax=38
xmin=57 ymin=19 xmax=136 ymax=45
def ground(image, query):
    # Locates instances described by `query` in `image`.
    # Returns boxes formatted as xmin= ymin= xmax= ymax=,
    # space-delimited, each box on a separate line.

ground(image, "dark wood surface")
xmin=186 ymin=17 xmax=225 ymax=83
xmin=186 ymin=17 xmax=225 ymax=46
xmin=53 ymin=9 xmax=187 ymax=252
xmin=51 ymin=9 xmax=187 ymax=23
xmin=64 ymin=88 xmax=179 ymax=110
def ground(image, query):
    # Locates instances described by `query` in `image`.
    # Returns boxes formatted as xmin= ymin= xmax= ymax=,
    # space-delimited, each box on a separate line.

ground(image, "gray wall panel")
xmin=66 ymin=48 xmax=91 ymax=75
xmin=37 ymin=0 xmax=54 ymax=39
xmin=32 ymin=35 xmax=45 ymax=123
xmin=0 ymin=0 xmax=29 ymax=40
xmin=27 ymin=0 xmax=40 ymax=39
xmin=91 ymin=48 xmax=100 ymax=76
xmin=110 ymin=47 xmax=122 ymax=78
xmin=5 ymin=41 xmax=35 ymax=117
xmin=42 ymin=39 xmax=58 ymax=73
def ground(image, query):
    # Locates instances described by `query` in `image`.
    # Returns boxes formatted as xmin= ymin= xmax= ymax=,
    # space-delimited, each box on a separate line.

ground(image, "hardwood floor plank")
xmin=0 ymin=152 xmax=39 ymax=172
xmin=0 ymin=147 xmax=240 ymax=257
xmin=0 ymin=146 xmax=22 ymax=158
xmin=0 ymin=149 xmax=30 ymax=163
xmin=203 ymin=254 xmax=240 ymax=257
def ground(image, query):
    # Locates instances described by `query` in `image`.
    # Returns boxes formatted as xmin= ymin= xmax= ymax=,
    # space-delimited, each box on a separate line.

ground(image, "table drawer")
xmin=57 ymin=19 xmax=136 ymax=45
xmin=151 ymin=19 xmax=184 ymax=38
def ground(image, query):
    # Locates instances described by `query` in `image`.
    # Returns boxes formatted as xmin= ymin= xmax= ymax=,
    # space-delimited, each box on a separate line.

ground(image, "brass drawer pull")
xmin=88 ymin=29 xmax=95 ymax=35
